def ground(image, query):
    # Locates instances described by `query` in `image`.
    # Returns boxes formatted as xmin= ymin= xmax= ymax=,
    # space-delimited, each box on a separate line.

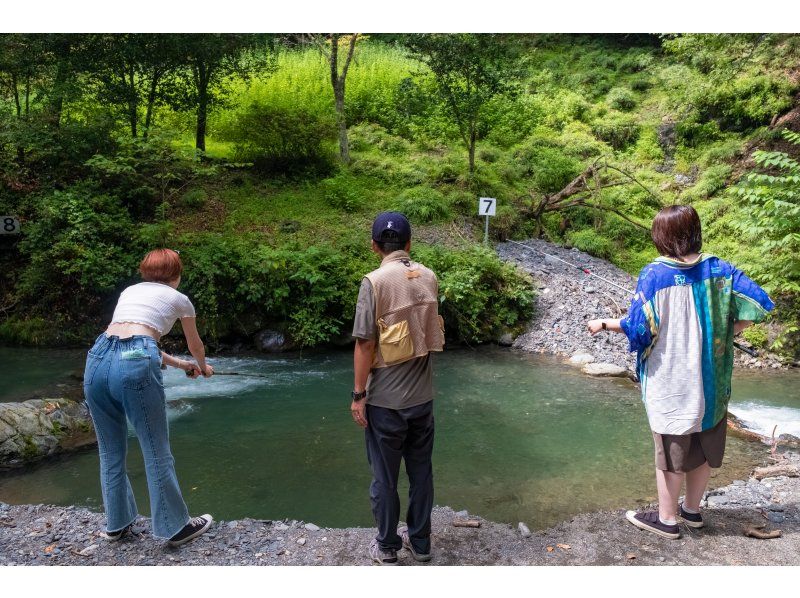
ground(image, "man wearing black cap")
xmin=351 ymin=211 xmax=445 ymax=565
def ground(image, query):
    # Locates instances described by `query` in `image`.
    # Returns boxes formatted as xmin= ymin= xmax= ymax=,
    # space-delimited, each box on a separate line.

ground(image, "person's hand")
xmin=184 ymin=362 xmax=202 ymax=379
xmin=351 ymin=399 xmax=368 ymax=428
xmin=587 ymin=319 xmax=604 ymax=336
xmin=201 ymin=363 xmax=214 ymax=378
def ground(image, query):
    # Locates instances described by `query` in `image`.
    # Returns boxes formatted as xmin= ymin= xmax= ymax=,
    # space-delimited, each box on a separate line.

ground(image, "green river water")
xmin=1 ymin=346 xmax=798 ymax=529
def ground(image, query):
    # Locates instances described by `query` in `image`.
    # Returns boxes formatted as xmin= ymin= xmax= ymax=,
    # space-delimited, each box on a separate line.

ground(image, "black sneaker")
xmin=168 ymin=514 xmax=213 ymax=547
xmin=625 ymin=510 xmax=680 ymax=539
xmin=101 ymin=523 xmax=134 ymax=542
xmin=368 ymin=538 xmax=398 ymax=565
xmin=679 ymin=504 xmax=704 ymax=528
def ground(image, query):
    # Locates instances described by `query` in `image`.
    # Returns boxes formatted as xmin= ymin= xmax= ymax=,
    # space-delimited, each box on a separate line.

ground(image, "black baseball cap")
xmin=372 ymin=211 xmax=411 ymax=244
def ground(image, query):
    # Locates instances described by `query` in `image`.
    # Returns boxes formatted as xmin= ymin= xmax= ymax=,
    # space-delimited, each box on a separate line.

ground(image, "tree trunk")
xmin=24 ymin=74 xmax=30 ymax=119
xmin=327 ymin=34 xmax=358 ymax=164
xmin=10 ymin=72 xmax=21 ymax=119
xmin=334 ymin=88 xmax=349 ymax=164
xmin=195 ymin=64 xmax=209 ymax=153
xmin=48 ymin=58 xmax=67 ymax=129
xmin=128 ymin=63 xmax=138 ymax=138
xmin=468 ymin=127 xmax=476 ymax=175
xmin=143 ymin=71 xmax=160 ymax=140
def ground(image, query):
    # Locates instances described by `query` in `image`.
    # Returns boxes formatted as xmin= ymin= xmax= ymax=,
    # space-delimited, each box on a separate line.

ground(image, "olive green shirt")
xmin=352 ymin=278 xmax=434 ymax=410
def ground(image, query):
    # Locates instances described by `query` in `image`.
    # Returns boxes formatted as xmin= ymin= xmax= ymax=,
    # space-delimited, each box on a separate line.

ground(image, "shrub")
xmin=742 ymin=324 xmax=769 ymax=349
xmin=15 ymin=184 xmax=141 ymax=327
xmin=675 ymin=117 xmax=722 ymax=148
xmin=414 ymin=244 xmax=535 ymax=342
xmin=566 ymin=229 xmax=615 ymax=259
xmin=591 ymin=112 xmax=641 ymax=150
xmin=607 ymin=87 xmax=637 ymax=112
xmin=392 ymin=186 xmax=451 ymax=223
xmin=320 ymin=173 xmax=368 ymax=213
xmin=180 ymin=189 xmax=208 ymax=210
xmin=220 ymin=101 xmax=337 ymax=175
xmin=513 ymin=141 xmax=583 ymax=193
xmin=629 ymin=75 xmax=652 ymax=92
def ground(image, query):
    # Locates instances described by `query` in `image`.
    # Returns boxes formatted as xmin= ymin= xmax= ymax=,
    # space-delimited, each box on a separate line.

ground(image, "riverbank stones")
xmin=581 ymin=363 xmax=629 ymax=377
xmin=568 ymin=353 xmax=596 ymax=366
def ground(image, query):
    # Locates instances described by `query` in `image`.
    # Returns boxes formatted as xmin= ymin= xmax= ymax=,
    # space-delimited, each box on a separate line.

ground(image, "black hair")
xmin=375 ymin=230 xmax=408 ymax=254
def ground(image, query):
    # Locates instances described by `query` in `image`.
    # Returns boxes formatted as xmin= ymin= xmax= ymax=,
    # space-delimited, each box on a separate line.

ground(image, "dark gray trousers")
xmin=365 ymin=400 xmax=434 ymax=553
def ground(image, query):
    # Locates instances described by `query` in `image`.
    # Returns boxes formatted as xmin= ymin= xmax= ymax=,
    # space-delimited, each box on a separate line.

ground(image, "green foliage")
xmin=392 ymin=186 xmax=451 ymax=223
xmin=606 ymin=87 xmax=637 ymax=112
xmin=732 ymin=129 xmax=800 ymax=295
xmin=179 ymin=188 xmax=208 ymax=210
xmin=741 ymin=324 xmax=769 ymax=349
xmin=86 ymin=133 xmax=214 ymax=220
xmin=591 ymin=112 xmax=640 ymax=150
xmin=16 ymin=184 xmax=141 ymax=320
xmin=320 ymin=172 xmax=368 ymax=212
xmin=566 ymin=229 xmax=615 ymax=259
xmin=414 ymin=244 xmax=535 ymax=342
xmin=683 ymin=164 xmax=731 ymax=200
xmin=219 ymin=101 xmax=336 ymax=174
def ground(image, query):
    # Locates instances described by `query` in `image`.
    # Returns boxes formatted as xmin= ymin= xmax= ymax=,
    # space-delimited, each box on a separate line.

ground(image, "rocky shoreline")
xmin=1 ymin=452 xmax=797 ymax=566
xmin=496 ymin=239 xmax=792 ymax=373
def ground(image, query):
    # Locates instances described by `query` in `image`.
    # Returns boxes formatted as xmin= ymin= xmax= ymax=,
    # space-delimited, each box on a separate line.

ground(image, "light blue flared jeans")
xmin=83 ymin=333 xmax=190 ymax=539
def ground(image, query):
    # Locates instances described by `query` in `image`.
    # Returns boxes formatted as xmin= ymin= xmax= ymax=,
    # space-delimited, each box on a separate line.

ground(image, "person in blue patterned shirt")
xmin=587 ymin=205 xmax=774 ymax=539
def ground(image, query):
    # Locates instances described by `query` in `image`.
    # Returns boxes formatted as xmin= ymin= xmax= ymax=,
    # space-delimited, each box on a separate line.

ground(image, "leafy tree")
xmin=312 ymin=34 xmax=359 ymax=164
xmin=732 ymin=129 xmax=800 ymax=296
xmin=168 ymin=34 xmax=275 ymax=153
xmin=87 ymin=34 xmax=184 ymax=138
xmin=402 ymin=34 xmax=523 ymax=175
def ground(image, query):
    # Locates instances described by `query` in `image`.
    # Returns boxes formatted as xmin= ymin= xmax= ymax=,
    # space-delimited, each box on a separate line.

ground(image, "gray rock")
xmin=518 ymin=522 xmax=531 ymax=538
xmin=768 ymin=512 xmax=786 ymax=524
xmin=254 ymin=330 xmax=292 ymax=353
xmin=706 ymin=495 xmax=730 ymax=508
xmin=498 ymin=333 xmax=515 ymax=347
xmin=569 ymin=353 xmax=596 ymax=366
xmin=454 ymin=510 xmax=469 ymax=518
xmin=304 ymin=523 xmax=320 ymax=532
xmin=581 ymin=363 xmax=628 ymax=377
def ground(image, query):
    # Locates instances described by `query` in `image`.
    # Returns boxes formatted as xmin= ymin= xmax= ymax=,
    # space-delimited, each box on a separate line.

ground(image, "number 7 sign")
xmin=478 ymin=197 xmax=496 ymax=216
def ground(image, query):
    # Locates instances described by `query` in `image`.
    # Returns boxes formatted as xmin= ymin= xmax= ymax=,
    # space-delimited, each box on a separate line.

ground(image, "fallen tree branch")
xmin=753 ymin=463 xmax=800 ymax=480
xmin=453 ymin=519 xmax=482 ymax=528
xmin=744 ymin=524 xmax=781 ymax=539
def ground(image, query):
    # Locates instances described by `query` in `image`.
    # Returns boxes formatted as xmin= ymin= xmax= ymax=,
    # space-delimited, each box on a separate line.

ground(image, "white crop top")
xmin=110 ymin=282 xmax=196 ymax=335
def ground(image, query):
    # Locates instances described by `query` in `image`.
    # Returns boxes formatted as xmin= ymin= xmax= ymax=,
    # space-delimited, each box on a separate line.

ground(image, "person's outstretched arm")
xmin=587 ymin=318 xmax=623 ymax=335
xmin=180 ymin=317 xmax=214 ymax=377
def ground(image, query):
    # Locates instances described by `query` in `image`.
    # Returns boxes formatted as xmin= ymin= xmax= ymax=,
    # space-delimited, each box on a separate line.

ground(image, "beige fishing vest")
xmin=364 ymin=251 xmax=445 ymax=368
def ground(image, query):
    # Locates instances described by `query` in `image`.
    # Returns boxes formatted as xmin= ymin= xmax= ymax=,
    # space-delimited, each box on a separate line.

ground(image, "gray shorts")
xmin=653 ymin=414 xmax=728 ymax=473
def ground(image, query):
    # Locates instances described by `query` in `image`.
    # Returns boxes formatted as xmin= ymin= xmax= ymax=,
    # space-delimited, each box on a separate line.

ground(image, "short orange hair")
xmin=139 ymin=249 xmax=183 ymax=283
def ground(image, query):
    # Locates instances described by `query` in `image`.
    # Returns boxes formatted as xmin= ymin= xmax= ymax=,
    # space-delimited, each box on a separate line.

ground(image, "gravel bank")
xmin=1 ymin=452 xmax=798 ymax=566
xmin=496 ymin=239 xmax=789 ymax=372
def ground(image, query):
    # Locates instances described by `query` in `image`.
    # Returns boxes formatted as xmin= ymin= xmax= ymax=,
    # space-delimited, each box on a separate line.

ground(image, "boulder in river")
xmin=581 ymin=363 xmax=629 ymax=378
xmin=0 ymin=399 xmax=96 ymax=470
xmin=254 ymin=329 xmax=294 ymax=353
xmin=498 ymin=333 xmax=515 ymax=347
xmin=568 ymin=353 xmax=596 ymax=366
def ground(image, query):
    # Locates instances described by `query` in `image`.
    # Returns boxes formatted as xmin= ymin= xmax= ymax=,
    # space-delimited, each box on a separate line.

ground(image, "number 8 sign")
xmin=478 ymin=197 xmax=496 ymax=216
xmin=1 ymin=216 xmax=21 ymax=235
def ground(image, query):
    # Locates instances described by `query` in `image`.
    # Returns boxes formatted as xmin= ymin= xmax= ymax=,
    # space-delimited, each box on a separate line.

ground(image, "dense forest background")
xmin=0 ymin=33 xmax=798 ymax=357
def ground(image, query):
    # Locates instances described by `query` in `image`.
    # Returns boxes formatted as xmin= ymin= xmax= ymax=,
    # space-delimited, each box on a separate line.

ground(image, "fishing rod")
xmin=185 ymin=370 xmax=272 ymax=378
xmin=506 ymin=239 xmax=759 ymax=358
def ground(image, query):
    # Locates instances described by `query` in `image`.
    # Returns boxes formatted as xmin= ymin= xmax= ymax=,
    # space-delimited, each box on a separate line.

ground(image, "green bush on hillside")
xmin=220 ymin=101 xmax=337 ymax=174
xmin=393 ymin=186 xmax=452 ymax=223
xmin=415 ymin=244 xmax=535 ymax=343
xmin=591 ymin=112 xmax=640 ymax=150
xmin=607 ymin=87 xmax=637 ymax=111
xmin=320 ymin=173 xmax=368 ymax=213
xmin=566 ymin=229 xmax=615 ymax=259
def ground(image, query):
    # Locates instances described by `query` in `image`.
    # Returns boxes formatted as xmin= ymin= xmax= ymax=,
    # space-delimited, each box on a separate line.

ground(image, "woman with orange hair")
xmin=83 ymin=249 xmax=215 ymax=547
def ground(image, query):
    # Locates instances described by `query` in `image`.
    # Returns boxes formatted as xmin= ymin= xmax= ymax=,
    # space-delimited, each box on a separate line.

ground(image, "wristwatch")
xmin=351 ymin=390 xmax=367 ymax=402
